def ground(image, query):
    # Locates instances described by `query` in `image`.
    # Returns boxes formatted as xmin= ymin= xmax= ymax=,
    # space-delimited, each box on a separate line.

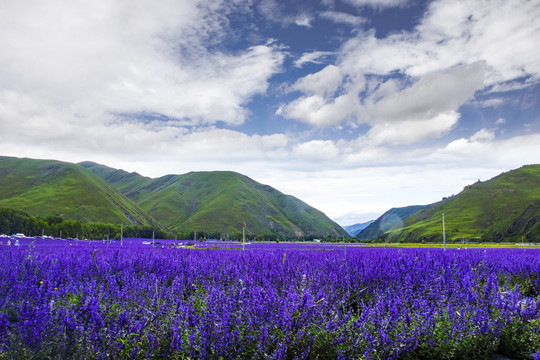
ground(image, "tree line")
xmin=0 ymin=207 xmax=350 ymax=242
xmin=0 ymin=207 xmax=168 ymax=240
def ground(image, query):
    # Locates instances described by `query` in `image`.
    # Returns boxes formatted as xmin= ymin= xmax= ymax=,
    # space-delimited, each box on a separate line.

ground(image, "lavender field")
xmin=1 ymin=239 xmax=540 ymax=359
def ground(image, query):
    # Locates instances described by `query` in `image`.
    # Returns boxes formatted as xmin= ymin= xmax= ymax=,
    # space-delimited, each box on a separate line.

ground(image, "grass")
xmin=0 ymin=156 xmax=157 ymax=226
xmin=393 ymin=165 xmax=540 ymax=243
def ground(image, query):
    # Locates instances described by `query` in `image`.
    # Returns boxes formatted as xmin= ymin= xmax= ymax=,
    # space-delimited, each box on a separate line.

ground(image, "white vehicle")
xmin=13 ymin=233 xmax=25 ymax=238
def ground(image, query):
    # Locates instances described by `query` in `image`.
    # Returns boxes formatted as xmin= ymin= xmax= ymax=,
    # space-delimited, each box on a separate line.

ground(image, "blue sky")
xmin=0 ymin=0 xmax=539 ymax=225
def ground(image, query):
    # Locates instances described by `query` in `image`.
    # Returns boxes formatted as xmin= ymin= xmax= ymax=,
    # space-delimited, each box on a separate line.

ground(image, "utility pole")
xmin=442 ymin=213 xmax=446 ymax=251
xmin=242 ymin=220 xmax=247 ymax=251
xmin=153 ymin=231 xmax=155 ymax=246
xmin=243 ymin=226 xmax=245 ymax=251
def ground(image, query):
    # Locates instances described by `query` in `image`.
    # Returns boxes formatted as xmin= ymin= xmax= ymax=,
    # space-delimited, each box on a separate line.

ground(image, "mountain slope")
xmin=0 ymin=156 xmax=160 ymax=226
xmin=78 ymin=161 xmax=153 ymax=194
xmin=343 ymin=221 xmax=374 ymax=236
xmin=81 ymin=163 xmax=348 ymax=238
xmin=395 ymin=165 xmax=540 ymax=242
xmin=356 ymin=206 xmax=425 ymax=241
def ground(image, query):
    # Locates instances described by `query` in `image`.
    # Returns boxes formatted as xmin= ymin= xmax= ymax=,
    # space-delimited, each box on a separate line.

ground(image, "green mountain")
xmin=386 ymin=165 xmax=540 ymax=243
xmin=343 ymin=220 xmax=375 ymax=237
xmin=0 ymin=156 xmax=160 ymax=226
xmin=80 ymin=161 xmax=347 ymax=238
xmin=356 ymin=206 xmax=425 ymax=241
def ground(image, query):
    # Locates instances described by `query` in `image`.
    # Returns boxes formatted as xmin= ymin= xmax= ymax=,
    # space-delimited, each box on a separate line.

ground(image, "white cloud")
xmin=277 ymin=92 xmax=358 ymax=127
xmin=341 ymin=0 xmax=410 ymax=9
xmin=366 ymin=111 xmax=460 ymax=145
xmin=339 ymin=0 xmax=540 ymax=83
xmin=470 ymin=128 xmax=495 ymax=142
xmin=367 ymin=63 xmax=486 ymax=123
xmin=295 ymin=14 xmax=313 ymax=27
xmin=282 ymin=62 xmax=485 ymax=144
xmin=282 ymin=0 xmax=539 ymax=145
xmin=260 ymin=134 xmax=289 ymax=149
xmin=290 ymin=65 xmax=343 ymax=97
xmin=489 ymin=78 xmax=540 ymax=93
xmin=319 ymin=11 xmax=367 ymax=26
xmin=0 ymin=0 xmax=284 ymax=128
xmin=293 ymin=140 xmax=340 ymax=161
xmin=434 ymin=131 xmax=540 ymax=167
xmin=293 ymin=51 xmax=334 ymax=68
xmin=472 ymin=98 xmax=506 ymax=108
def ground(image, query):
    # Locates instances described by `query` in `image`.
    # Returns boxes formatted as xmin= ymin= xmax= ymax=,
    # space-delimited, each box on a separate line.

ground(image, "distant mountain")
xmin=343 ymin=221 xmax=374 ymax=236
xmin=394 ymin=165 xmax=540 ymax=243
xmin=0 ymin=156 xmax=160 ymax=227
xmin=356 ymin=206 xmax=425 ymax=241
xmin=79 ymin=161 xmax=348 ymax=238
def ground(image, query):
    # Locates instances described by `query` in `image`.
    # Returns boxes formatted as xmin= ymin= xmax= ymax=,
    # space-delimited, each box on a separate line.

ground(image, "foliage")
xmin=0 ymin=207 xmax=168 ymax=240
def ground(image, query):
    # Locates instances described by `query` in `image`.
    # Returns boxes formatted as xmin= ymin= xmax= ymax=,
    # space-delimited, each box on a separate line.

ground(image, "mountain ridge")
xmin=364 ymin=165 xmax=540 ymax=243
xmin=356 ymin=206 xmax=426 ymax=241
xmin=343 ymin=221 xmax=375 ymax=236
xmin=79 ymin=162 xmax=347 ymax=238
xmin=0 ymin=156 xmax=161 ymax=227
xmin=0 ymin=156 xmax=346 ymax=238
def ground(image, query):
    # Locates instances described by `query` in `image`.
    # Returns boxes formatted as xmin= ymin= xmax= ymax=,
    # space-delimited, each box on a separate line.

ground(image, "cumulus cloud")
xmin=366 ymin=111 xmax=460 ymax=145
xmin=367 ymin=63 xmax=487 ymax=123
xmin=339 ymin=0 xmax=540 ymax=82
xmin=281 ymin=0 xmax=539 ymax=148
xmin=282 ymin=62 xmax=486 ymax=145
xmin=0 ymin=0 xmax=284 ymax=130
xmin=290 ymin=65 xmax=343 ymax=97
xmin=277 ymin=92 xmax=359 ymax=127
xmin=436 ymin=132 xmax=540 ymax=168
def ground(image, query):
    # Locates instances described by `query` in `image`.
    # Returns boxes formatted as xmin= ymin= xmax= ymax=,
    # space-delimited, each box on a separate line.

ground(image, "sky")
xmin=1 ymin=0 xmax=539 ymax=226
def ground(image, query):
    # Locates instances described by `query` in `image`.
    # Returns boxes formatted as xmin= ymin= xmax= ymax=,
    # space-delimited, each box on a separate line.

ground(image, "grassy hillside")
xmin=356 ymin=206 xmax=425 ymax=241
xmin=0 ymin=156 xmax=159 ymax=226
xmin=395 ymin=165 xmax=540 ymax=242
xmin=80 ymin=163 xmax=347 ymax=238
xmin=78 ymin=161 xmax=153 ymax=194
